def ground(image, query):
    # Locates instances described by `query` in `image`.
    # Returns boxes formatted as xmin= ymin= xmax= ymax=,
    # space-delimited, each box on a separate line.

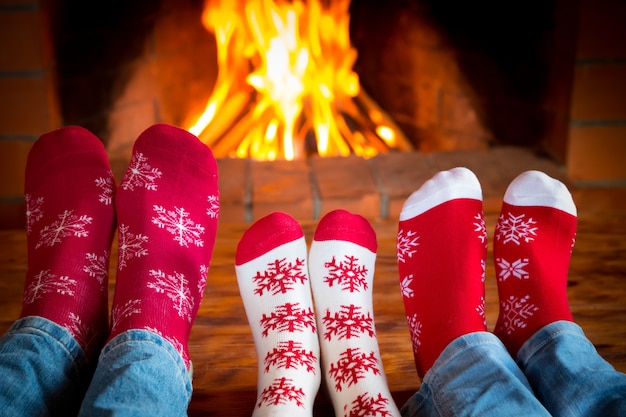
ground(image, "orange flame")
xmin=188 ymin=0 xmax=412 ymax=160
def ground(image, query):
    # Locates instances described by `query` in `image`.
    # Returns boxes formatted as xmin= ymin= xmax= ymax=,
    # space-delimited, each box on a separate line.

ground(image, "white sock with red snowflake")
xmin=309 ymin=210 xmax=400 ymax=417
xmin=108 ymin=124 xmax=219 ymax=370
xmin=235 ymin=212 xmax=320 ymax=417
xmin=20 ymin=126 xmax=116 ymax=359
xmin=397 ymin=167 xmax=487 ymax=378
xmin=494 ymin=170 xmax=577 ymax=356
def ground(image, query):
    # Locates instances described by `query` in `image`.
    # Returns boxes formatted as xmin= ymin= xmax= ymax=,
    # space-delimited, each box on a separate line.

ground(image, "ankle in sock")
xmin=309 ymin=209 xmax=400 ymax=417
xmin=494 ymin=170 xmax=576 ymax=356
xmin=235 ymin=212 xmax=320 ymax=416
xmin=21 ymin=126 xmax=116 ymax=358
xmin=397 ymin=167 xmax=487 ymax=378
xmin=109 ymin=124 xmax=219 ymax=369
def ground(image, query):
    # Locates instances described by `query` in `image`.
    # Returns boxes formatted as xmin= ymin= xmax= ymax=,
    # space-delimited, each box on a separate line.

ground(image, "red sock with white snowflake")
xmin=494 ymin=170 xmax=576 ymax=357
xmin=20 ymin=126 xmax=116 ymax=359
xmin=309 ymin=209 xmax=400 ymax=417
xmin=108 ymin=124 xmax=219 ymax=369
xmin=397 ymin=167 xmax=487 ymax=378
xmin=235 ymin=212 xmax=320 ymax=416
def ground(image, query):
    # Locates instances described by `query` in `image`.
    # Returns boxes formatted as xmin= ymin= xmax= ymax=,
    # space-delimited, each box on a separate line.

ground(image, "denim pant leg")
xmin=517 ymin=320 xmax=626 ymax=417
xmin=401 ymin=331 xmax=551 ymax=417
xmin=78 ymin=329 xmax=192 ymax=417
xmin=0 ymin=316 xmax=93 ymax=417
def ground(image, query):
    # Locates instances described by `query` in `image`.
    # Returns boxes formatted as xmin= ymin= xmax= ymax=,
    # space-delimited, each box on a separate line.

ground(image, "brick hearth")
xmin=109 ymin=146 xmax=569 ymax=225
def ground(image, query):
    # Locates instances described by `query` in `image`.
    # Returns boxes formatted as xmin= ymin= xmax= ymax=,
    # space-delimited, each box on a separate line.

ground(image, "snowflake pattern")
xmin=253 ymin=257 xmax=307 ymax=296
xmin=147 ymin=269 xmax=194 ymax=322
xmin=496 ymin=212 xmax=538 ymax=245
xmin=260 ymin=302 xmax=316 ymax=337
xmin=473 ymin=212 xmax=488 ymax=247
xmin=207 ymin=194 xmax=219 ymax=218
xmin=117 ymin=224 xmax=149 ymax=269
xmin=480 ymin=259 xmax=486 ymax=282
xmin=407 ymin=313 xmax=422 ymax=354
xmin=24 ymin=270 xmax=77 ymax=304
xmin=25 ymin=194 xmax=44 ymax=234
xmin=121 ymin=152 xmax=162 ymax=191
xmin=95 ymin=174 xmax=114 ymax=205
xmin=198 ymin=264 xmax=208 ymax=298
xmin=83 ymin=251 xmax=110 ymax=288
xmin=111 ymin=299 xmax=142 ymax=331
xmin=66 ymin=312 xmax=91 ymax=350
xmin=496 ymin=257 xmax=530 ymax=281
xmin=152 ymin=205 xmax=205 ymax=247
xmin=397 ymin=229 xmax=419 ymax=263
xmin=323 ymin=255 xmax=368 ymax=292
xmin=258 ymin=377 xmax=306 ymax=408
xmin=344 ymin=392 xmax=393 ymax=417
xmin=400 ymin=274 xmax=414 ymax=298
xmin=329 ymin=347 xmax=380 ymax=391
xmin=36 ymin=210 xmax=93 ymax=249
xmin=497 ymin=295 xmax=539 ymax=335
xmin=476 ymin=296 xmax=486 ymax=327
xmin=322 ymin=304 xmax=375 ymax=341
xmin=264 ymin=340 xmax=317 ymax=373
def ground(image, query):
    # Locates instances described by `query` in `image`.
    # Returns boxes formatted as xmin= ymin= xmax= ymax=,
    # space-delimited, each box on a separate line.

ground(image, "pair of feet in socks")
xmin=236 ymin=210 xmax=401 ymax=417
xmin=21 ymin=124 xmax=219 ymax=369
xmin=397 ymin=167 xmax=577 ymax=377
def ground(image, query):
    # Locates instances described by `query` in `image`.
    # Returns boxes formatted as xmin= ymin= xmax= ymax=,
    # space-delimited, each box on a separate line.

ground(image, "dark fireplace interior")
xmin=46 ymin=0 xmax=575 ymax=161
xmin=352 ymin=0 xmax=573 ymax=152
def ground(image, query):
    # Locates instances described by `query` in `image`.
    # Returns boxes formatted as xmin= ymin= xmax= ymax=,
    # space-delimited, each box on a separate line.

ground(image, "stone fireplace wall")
xmin=566 ymin=0 xmax=626 ymax=183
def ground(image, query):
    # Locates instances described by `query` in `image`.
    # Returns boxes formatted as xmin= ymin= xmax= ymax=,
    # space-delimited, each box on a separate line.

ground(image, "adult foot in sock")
xmin=109 ymin=124 xmax=219 ymax=369
xmin=494 ymin=170 xmax=577 ymax=356
xmin=21 ymin=126 xmax=117 ymax=360
xmin=396 ymin=167 xmax=488 ymax=378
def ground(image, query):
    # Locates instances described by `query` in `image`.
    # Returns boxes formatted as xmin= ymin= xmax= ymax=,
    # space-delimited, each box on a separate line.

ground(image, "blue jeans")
xmin=401 ymin=321 xmax=626 ymax=417
xmin=0 ymin=316 xmax=192 ymax=417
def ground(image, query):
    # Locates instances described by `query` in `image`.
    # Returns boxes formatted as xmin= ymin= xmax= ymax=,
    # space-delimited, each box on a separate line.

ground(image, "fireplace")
xmin=45 ymin=0 xmax=575 ymax=163
xmin=3 ymin=0 xmax=625 ymax=229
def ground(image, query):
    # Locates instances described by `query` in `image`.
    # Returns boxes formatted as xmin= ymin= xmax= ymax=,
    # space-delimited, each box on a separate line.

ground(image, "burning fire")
xmin=188 ymin=0 xmax=413 ymax=160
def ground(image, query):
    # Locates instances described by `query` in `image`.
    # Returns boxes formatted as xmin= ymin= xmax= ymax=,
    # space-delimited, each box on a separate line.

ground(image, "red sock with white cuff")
xmin=108 ymin=124 xmax=219 ymax=369
xmin=309 ymin=209 xmax=400 ymax=417
xmin=235 ymin=212 xmax=320 ymax=417
xmin=494 ymin=170 xmax=577 ymax=356
xmin=397 ymin=167 xmax=487 ymax=378
xmin=21 ymin=126 xmax=116 ymax=359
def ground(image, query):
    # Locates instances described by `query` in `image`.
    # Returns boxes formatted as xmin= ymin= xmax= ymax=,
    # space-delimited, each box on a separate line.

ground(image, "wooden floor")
xmin=1 ymin=150 xmax=625 ymax=416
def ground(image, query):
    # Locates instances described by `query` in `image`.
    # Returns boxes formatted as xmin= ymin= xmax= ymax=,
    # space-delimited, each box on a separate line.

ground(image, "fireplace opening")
xmin=47 ymin=0 xmax=575 ymax=163
xmin=186 ymin=0 xmax=414 ymax=160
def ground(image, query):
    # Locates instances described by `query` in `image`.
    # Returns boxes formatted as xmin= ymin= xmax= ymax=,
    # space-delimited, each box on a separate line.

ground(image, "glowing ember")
xmin=188 ymin=0 xmax=413 ymax=160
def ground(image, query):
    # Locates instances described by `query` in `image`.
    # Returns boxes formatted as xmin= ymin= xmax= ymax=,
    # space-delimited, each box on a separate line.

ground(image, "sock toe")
xmin=400 ymin=167 xmax=482 ymax=221
xmin=236 ymin=212 xmax=304 ymax=265
xmin=503 ymin=170 xmax=576 ymax=216
xmin=134 ymin=124 xmax=218 ymax=176
xmin=26 ymin=126 xmax=110 ymax=184
xmin=313 ymin=209 xmax=376 ymax=253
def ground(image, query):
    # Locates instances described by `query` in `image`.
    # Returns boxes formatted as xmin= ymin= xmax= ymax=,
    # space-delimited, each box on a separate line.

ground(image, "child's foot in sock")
xmin=235 ymin=212 xmax=320 ymax=416
xmin=397 ymin=167 xmax=487 ymax=378
xmin=494 ymin=170 xmax=577 ymax=356
xmin=109 ymin=124 xmax=219 ymax=369
xmin=21 ymin=126 xmax=117 ymax=359
xmin=309 ymin=210 xmax=400 ymax=417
